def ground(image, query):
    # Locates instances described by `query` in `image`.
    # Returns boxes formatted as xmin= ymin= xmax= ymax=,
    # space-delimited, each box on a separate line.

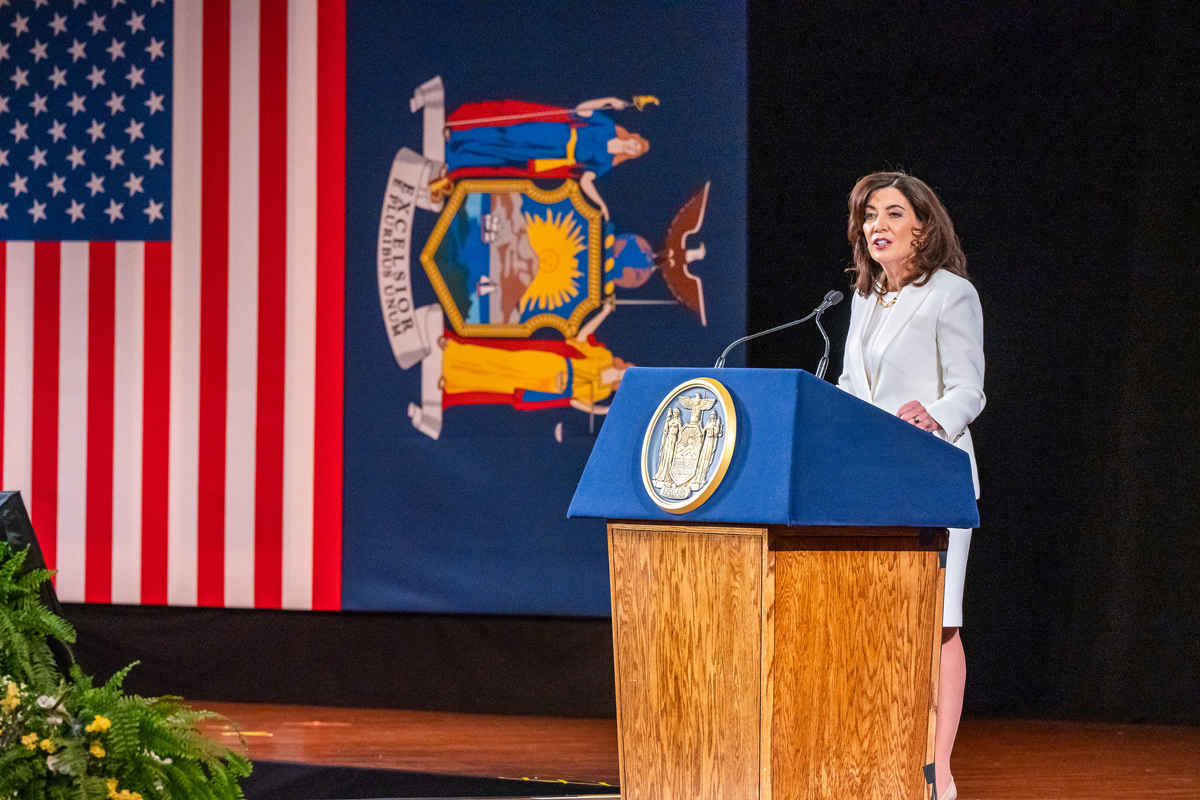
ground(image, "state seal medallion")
xmin=640 ymin=378 xmax=737 ymax=513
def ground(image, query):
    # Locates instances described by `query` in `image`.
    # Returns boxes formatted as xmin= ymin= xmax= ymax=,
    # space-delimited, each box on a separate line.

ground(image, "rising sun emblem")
xmin=519 ymin=209 xmax=586 ymax=312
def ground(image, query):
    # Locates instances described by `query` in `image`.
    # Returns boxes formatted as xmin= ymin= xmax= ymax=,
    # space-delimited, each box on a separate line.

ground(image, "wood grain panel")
xmin=759 ymin=531 xmax=777 ymax=800
xmin=610 ymin=526 xmax=765 ymax=800
xmin=771 ymin=547 xmax=940 ymax=800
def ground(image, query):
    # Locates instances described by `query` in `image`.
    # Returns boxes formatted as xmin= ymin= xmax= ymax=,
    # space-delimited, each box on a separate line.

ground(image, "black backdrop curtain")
xmin=747 ymin=2 xmax=1200 ymax=724
xmin=65 ymin=3 xmax=1200 ymax=726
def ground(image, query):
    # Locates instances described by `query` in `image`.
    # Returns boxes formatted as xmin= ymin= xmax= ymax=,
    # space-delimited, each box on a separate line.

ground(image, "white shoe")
xmin=938 ymin=778 xmax=957 ymax=800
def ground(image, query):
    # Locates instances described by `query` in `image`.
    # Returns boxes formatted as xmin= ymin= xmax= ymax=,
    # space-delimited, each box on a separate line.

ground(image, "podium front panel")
xmin=609 ymin=523 xmax=766 ymax=799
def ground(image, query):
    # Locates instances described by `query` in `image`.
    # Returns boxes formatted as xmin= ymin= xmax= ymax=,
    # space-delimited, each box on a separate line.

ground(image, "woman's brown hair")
xmin=846 ymin=171 xmax=967 ymax=297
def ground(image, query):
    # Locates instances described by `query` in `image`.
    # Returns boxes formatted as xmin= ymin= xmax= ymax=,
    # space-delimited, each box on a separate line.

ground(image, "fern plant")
xmin=0 ymin=542 xmax=251 ymax=800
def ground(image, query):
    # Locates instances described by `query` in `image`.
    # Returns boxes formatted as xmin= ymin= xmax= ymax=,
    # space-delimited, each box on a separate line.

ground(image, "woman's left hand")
xmin=897 ymin=400 xmax=942 ymax=433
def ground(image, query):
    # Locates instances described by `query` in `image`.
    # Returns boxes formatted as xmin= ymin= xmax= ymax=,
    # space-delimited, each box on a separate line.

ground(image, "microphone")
xmin=813 ymin=290 xmax=843 ymax=380
xmin=714 ymin=290 xmax=844 ymax=370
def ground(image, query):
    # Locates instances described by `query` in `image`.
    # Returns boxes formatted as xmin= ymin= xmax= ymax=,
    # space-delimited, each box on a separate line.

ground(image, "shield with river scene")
xmin=420 ymin=178 xmax=604 ymax=339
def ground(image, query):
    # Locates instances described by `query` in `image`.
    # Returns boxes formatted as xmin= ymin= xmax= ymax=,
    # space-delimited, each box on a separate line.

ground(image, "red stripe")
xmin=254 ymin=0 xmax=288 ymax=609
xmin=31 ymin=243 xmax=60 ymax=572
xmin=141 ymin=242 xmax=171 ymax=605
xmin=0 ymin=242 xmax=6 ymax=488
xmin=198 ymin=0 xmax=231 ymax=607
xmin=84 ymin=243 xmax=116 ymax=604
xmin=312 ymin=0 xmax=346 ymax=610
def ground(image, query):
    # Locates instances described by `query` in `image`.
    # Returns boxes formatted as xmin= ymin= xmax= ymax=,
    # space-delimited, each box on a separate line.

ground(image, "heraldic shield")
xmin=420 ymin=179 xmax=604 ymax=338
xmin=640 ymin=377 xmax=738 ymax=513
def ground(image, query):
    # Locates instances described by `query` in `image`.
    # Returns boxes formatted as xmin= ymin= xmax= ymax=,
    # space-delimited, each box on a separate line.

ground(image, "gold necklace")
xmin=877 ymin=285 xmax=902 ymax=308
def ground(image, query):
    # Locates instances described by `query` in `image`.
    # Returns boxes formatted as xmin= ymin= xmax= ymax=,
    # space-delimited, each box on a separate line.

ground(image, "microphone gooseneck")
xmin=813 ymin=290 xmax=843 ymax=380
xmin=713 ymin=290 xmax=844 ymax=370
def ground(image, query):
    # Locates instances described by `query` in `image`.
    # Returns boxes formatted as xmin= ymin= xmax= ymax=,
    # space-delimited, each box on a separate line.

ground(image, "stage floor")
xmin=200 ymin=702 xmax=1200 ymax=798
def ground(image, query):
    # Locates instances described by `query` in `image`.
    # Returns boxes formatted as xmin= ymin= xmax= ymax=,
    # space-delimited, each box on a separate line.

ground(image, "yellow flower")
xmin=106 ymin=778 xmax=119 ymax=797
xmin=39 ymin=738 xmax=57 ymax=753
xmin=90 ymin=740 xmax=106 ymax=758
xmin=0 ymin=681 xmax=19 ymax=712
xmin=85 ymin=714 xmax=112 ymax=733
xmin=21 ymin=732 xmax=39 ymax=749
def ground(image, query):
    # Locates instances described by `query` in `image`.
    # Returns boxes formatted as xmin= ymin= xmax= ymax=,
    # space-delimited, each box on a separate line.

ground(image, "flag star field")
xmin=0 ymin=0 xmax=170 ymax=240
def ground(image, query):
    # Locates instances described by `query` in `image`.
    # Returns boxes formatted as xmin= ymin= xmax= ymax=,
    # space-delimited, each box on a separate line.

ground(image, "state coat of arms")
xmin=377 ymin=76 xmax=718 ymax=441
xmin=641 ymin=378 xmax=737 ymax=513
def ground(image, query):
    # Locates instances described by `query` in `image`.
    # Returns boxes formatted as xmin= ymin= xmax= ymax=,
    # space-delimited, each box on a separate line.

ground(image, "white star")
xmin=86 ymin=171 xmax=105 ymax=195
xmin=46 ymin=172 xmax=66 ymax=196
xmin=86 ymin=65 xmax=105 ymax=88
xmin=34 ymin=0 xmax=50 ymax=8
xmin=111 ymin=0 xmax=126 ymax=6
xmin=27 ymin=145 xmax=47 ymax=169
xmin=66 ymin=145 xmax=86 ymax=169
xmin=151 ymin=0 xmax=165 ymax=7
xmin=73 ymin=0 xmax=89 ymax=8
xmin=9 ymin=172 xmax=27 ymax=196
xmin=47 ymin=119 xmax=67 ymax=142
xmin=49 ymin=13 xmax=68 ymax=36
xmin=28 ymin=40 xmax=48 ymax=63
xmin=48 ymin=65 xmax=67 ymax=89
xmin=143 ymin=198 xmax=162 ymax=222
xmin=104 ymin=198 xmax=123 ymax=222
xmin=67 ymin=39 xmax=87 ymax=62
xmin=27 ymin=93 xmax=47 ymax=115
xmin=143 ymin=143 xmax=163 ymax=169
xmin=0 ymin=42 xmax=8 ymax=62
xmin=0 ymin=148 xmax=8 ymax=166
xmin=66 ymin=198 xmax=85 ymax=222
xmin=144 ymin=37 xmax=164 ymax=61
xmin=10 ymin=14 xmax=29 ymax=38
xmin=28 ymin=199 xmax=47 ymax=222
xmin=143 ymin=90 xmax=163 ymax=115
xmin=105 ymin=90 xmax=123 ymax=115
xmin=123 ymin=171 xmax=142 ymax=195
xmin=9 ymin=119 xmax=27 ymax=142
xmin=87 ymin=13 xmax=106 ymax=36
xmin=10 ymin=66 xmax=29 ymax=90
xmin=67 ymin=92 xmax=86 ymax=115
xmin=124 ymin=118 xmax=142 ymax=141
xmin=0 ymin=202 xmax=7 ymax=220
xmin=106 ymin=38 xmax=125 ymax=62
xmin=125 ymin=11 xmax=145 ymax=35
xmin=104 ymin=144 xmax=123 ymax=169
xmin=0 ymin=95 xmax=7 ymax=114
xmin=86 ymin=118 xmax=104 ymax=141
xmin=124 ymin=64 xmax=143 ymax=88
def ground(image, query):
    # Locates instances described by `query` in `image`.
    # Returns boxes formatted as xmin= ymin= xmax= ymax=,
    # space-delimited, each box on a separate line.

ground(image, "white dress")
xmin=837 ymin=274 xmax=985 ymax=628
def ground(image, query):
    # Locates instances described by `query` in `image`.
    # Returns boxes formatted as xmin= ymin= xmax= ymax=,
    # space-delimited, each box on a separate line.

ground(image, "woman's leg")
xmin=936 ymin=626 xmax=965 ymax=797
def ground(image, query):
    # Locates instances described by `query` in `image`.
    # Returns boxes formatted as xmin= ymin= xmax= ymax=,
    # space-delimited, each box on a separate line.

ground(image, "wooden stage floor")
xmin=200 ymin=702 xmax=1200 ymax=798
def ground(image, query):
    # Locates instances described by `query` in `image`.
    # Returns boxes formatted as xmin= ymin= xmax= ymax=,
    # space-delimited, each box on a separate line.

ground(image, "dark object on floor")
xmin=242 ymin=761 xmax=616 ymax=800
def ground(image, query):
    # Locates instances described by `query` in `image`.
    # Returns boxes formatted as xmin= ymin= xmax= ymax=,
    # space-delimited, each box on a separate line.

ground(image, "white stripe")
xmin=111 ymin=243 xmax=145 ymax=606
xmin=169 ymin=0 xmax=204 ymax=605
xmin=3 ymin=242 xmax=35 ymax=512
xmin=225 ymin=0 xmax=260 ymax=608
xmin=56 ymin=243 xmax=89 ymax=604
xmin=282 ymin=0 xmax=317 ymax=610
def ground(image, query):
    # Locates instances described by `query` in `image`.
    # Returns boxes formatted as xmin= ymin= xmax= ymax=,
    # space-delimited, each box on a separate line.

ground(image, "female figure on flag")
xmin=443 ymin=97 xmax=651 ymax=221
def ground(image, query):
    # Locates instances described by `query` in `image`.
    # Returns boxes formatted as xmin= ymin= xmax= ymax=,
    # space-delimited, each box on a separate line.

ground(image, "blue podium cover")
xmin=568 ymin=367 xmax=979 ymax=528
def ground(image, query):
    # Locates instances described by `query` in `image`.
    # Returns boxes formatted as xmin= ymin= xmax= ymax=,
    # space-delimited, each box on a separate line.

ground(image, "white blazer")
xmin=837 ymin=269 xmax=985 ymax=497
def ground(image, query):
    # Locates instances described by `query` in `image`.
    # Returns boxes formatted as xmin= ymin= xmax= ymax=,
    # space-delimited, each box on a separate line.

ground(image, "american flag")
xmin=0 ymin=0 xmax=345 ymax=610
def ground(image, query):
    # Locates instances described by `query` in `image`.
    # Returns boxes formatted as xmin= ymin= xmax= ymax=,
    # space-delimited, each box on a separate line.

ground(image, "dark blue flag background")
xmin=343 ymin=0 xmax=747 ymax=616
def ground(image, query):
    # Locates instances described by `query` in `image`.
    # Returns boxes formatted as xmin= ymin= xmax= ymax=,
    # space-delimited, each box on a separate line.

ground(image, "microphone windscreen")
xmin=826 ymin=290 xmax=844 ymax=306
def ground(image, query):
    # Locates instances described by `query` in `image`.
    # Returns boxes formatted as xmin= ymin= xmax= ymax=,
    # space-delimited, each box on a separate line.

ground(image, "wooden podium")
xmin=570 ymin=368 xmax=977 ymax=800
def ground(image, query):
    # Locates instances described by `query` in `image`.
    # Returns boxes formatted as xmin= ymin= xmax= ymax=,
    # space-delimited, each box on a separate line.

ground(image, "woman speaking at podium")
xmin=836 ymin=172 xmax=985 ymax=800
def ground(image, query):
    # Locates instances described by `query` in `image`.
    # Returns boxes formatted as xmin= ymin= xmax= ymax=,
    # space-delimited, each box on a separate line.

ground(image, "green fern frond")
xmin=0 ymin=541 xmax=251 ymax=799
